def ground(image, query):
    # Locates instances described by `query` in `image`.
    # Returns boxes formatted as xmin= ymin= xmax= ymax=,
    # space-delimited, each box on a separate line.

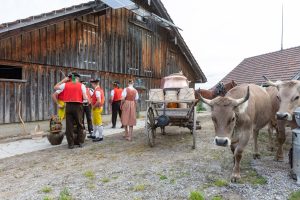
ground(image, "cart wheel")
xmin=192 ymin=107 xmax=197 ymax=149
xmin=146 ymin=107 xmax=156 ymax=147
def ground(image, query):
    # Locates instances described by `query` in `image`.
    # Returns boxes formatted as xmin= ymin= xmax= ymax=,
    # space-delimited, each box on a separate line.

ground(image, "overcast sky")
xmin=1 ymin=0 xmax=300 ymax=89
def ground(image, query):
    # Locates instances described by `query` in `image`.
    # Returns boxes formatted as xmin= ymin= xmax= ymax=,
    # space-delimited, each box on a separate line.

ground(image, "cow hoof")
xmin=253 ymin=153 xmax=261 ymax=159
xmin=231 ymin=174 xmax=241 ymax=183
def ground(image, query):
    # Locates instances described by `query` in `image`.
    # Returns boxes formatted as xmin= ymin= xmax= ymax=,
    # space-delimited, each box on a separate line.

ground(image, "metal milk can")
xmin=292 ymin=107 xmax=300 ymax=184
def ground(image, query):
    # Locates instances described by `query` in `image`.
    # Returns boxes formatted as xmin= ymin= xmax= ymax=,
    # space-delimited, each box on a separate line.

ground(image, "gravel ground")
xmin=0 ymin=113 xmax=299 ymax=200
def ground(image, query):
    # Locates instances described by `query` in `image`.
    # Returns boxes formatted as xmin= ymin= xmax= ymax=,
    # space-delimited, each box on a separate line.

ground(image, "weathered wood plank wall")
xmin=0 ymin=7 xmax=198 ymax=124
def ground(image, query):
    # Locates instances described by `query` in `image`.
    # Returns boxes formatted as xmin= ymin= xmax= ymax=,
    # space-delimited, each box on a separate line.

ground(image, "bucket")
xmin=47 ymin=131 xmax=64 ymax=145
xmin=149 ymin=89 xmax=164 ymax=101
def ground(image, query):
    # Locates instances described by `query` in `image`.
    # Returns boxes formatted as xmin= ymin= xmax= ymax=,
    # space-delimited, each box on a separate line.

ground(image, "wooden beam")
xmin=0 ymin=78 xmax=27 ymax=83
xmin=74 ymin=18 xmax=98 ymax=28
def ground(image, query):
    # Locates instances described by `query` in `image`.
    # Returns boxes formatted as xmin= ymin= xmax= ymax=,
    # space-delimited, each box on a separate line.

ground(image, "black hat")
xmin=68 ymin=72 xmax=80 ymax=78
xmin=90 ymin=78 xmax=100 ymax=83
xmin=113 ymin=80 xmax=120 ymax=85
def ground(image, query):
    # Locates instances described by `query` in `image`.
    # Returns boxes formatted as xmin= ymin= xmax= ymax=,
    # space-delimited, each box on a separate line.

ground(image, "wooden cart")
xmin=145 ymin=94 xmax=200 ymax=149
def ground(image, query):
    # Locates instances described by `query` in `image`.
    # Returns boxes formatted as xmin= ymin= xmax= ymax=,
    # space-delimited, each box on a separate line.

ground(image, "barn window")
xmin=0 ymin=65 xmax=23 ymax=80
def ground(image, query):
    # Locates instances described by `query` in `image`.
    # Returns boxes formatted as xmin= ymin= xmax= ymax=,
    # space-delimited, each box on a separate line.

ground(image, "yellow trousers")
xmin=57 ymin=100 xmax=65 ymax=120
xmin=92 ymin=107 xmax=103 ymax=126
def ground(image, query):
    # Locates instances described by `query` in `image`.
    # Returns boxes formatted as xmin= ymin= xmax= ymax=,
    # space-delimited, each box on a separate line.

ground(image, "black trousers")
xmin=65 ymin=102 xmax=84 ymax=146
xmin=111 ymin=100 xmax=122 ymax=127
xmin=83 ymin=104 xmax=93 ymax=133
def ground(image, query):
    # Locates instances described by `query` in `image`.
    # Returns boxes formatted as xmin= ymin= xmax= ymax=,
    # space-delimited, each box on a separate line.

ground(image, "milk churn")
xmin=292 ymin=107 xmax=300 ymax=184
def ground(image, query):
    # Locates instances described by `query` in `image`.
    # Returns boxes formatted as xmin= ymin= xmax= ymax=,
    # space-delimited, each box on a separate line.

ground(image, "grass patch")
xmin=59 ymin=188 xmax=72 ymax=200
xmin=101 ymin=177 xmax=110 ymax=183
xmin=212 ymin=195 xmax=223 ymax=200
xmin=133 ymin=184 xmax=145 ymax=192
xmin=41 ymin=186 xmax=52 ymax=193
xmin=170 ymin=179 xmax=176 ymax=184
xmin=196 ymin=102 xmax=206 ymax=112
xmin=83 ymin=170 xmax=96 ymax=180
xmin=159 ymin=174 xmax=168 ymax=180
xmin=188 ymin=191 xmax=205 ymax=200
xmin=87 ymin=183 xmax=96 ymax=190
xmin=242 ymin=169 xmax=267 ymax=185
xmin=289 ymin=190 xmax=300 ymax=200
xmin=202 ymin=175 xmax=229 ymax=189
xmin=43 ymin=195 xmax=54 ymax=200
xmin=213 ymin=179 xmax=229 ymax=187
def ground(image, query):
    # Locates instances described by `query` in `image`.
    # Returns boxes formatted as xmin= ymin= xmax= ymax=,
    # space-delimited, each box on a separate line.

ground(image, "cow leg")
xmin=253 ymin=129 xmax=261 ymax=159
xmin=230 ymin=142 xmax=238 ymax=164
xmin=275 ymin=120 xmax=286 ymax=162
xmin=231 ymin=130 xmax=250 ymax=182
xmin=231 ymin=146 xmax=243 ymax=182
xmin=267 ymin=123 xmax=275 ymax=151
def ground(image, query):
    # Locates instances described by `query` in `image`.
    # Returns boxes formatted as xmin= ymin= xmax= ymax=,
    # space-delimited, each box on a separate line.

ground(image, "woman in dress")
xmin=121 ymin=80 xmax=139 ymax=141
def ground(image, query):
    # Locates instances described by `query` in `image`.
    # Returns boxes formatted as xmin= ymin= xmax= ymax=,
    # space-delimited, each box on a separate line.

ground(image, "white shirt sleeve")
xmin=96 ymin=91 xmax=101 ymax=98
xmin=58 ymin=83 xmax=65 ymax=91
xmin=111 ymin=90 xmax=114 ymax=97
xmin=55 ymin=89 xmax=62 ymax=94
xmin=89 ymin=89 xmax=94 ymax=96
xmin=81 ymin=84 xmax=87 ymax=95
xmin=122 ymin=89 xmax=127 ymax=98
xmin=135 ymin=91 xmax=139 ymax=100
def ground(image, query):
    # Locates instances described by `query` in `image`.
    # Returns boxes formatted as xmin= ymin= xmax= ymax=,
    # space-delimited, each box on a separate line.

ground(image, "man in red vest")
xmin=54 ymin=72 xmax=88 ymax=149
xmin=90 ymin=78 xmax=105 ymax=142
xmin=81 ymin=81 xmax=93 ymax=137
xmin=110 ymin=81 xmax=123 ymax=128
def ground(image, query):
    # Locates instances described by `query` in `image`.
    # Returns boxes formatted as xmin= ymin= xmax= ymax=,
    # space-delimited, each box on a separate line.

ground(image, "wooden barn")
xmin=219 ymin=46 xmax=300 ymax=85
xmin=0 ymin=0 xmax=206 ymax=124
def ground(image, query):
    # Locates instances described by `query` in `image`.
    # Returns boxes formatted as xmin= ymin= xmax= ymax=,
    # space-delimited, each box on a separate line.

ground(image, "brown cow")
xmin=200 ymin=84 xmax=272 ymax=182
xmin=195 ymin=80 xmax=237 ymax=100
xmin=264 ymin=79 xmax=300 ymax=161
xmin=265 ymin=86 xmax=280 ymax=151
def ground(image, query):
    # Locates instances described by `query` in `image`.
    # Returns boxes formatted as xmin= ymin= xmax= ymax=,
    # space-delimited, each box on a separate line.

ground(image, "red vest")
xmin=92 ymin=87 xmax=105 ymax=106
xmin=113 ymin=87 xmax=123 ymax=101
xmin=57 ymin=90 xmax=65 ymax=101
xmin=63 ymin=82 xmax=83 ymax=103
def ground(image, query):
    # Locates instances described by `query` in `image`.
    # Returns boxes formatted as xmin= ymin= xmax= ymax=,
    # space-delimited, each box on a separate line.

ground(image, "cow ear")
xmin=235 ymin=100 xmax=249 ymax=114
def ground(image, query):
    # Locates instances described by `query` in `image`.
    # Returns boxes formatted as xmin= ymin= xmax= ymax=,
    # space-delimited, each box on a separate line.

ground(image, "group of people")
xmin=51 ymin=72 xmax=139 ymax=149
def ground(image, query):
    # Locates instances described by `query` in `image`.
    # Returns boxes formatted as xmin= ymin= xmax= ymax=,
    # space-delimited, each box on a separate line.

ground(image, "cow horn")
xmin=198 ymin=94 xmax=213 ymax=107
xmin=262 ymin=75 xmax=280 ymax=87
xmin=234 ymin=86 xmax=250 ymax=106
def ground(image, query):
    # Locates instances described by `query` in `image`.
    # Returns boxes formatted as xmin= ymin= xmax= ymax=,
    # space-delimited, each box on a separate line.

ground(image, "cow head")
xmin=199 ymin=87 xmax=250 ymax=147
xmin=265 ymin=79 xmax=300 ymax=121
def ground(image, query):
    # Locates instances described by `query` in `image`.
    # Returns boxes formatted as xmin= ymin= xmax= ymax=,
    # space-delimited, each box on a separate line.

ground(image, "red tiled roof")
xmin=219 ymin=46 xmax=300 ymax=85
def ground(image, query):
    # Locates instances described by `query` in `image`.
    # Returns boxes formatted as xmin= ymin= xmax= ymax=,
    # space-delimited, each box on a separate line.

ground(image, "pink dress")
xmin=121 ymin=88 xmax=137 ymax=126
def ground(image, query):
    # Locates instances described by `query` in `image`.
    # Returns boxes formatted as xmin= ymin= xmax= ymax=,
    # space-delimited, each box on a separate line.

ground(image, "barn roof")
xmin=0 ymin=0 xmax=206 ymax=83
xmin=0 ymin=1 xmax=103 ymax=33
xmin=219 ymin=46 xmax=300 ymax=85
